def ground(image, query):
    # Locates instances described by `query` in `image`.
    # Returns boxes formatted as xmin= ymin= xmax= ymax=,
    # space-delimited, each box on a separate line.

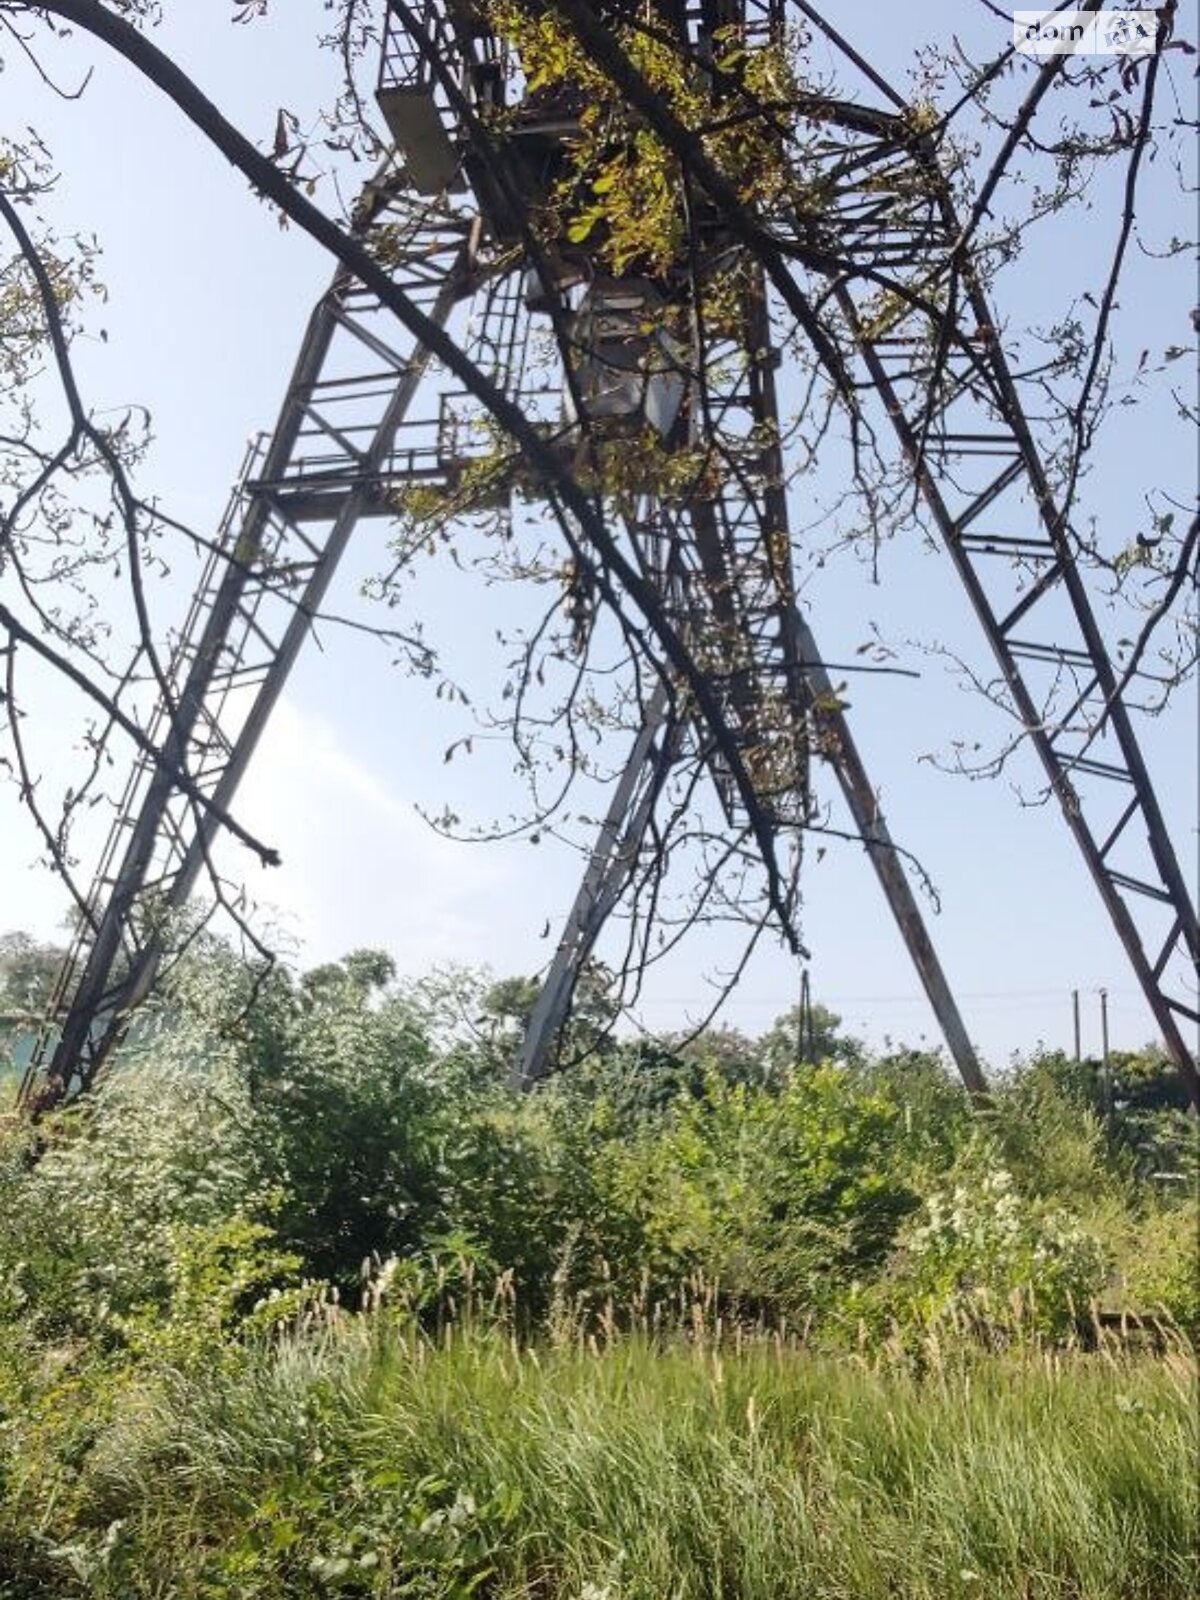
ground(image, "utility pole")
xmin=1072 ymin=989 xmax=1081 ymax=1062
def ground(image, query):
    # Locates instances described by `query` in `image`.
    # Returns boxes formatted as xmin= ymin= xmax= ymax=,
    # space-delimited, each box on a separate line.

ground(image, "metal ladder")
xmin=22 ymin=181 xmax=475 ymax=1106
xmin=806 ymin=115 xmax=1197 ymax=1098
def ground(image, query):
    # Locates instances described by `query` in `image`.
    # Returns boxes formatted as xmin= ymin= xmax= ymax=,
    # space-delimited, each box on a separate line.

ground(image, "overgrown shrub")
xmin=603 ymin=1065 xmax=918 ymax=1319
xmin=1 ymin=949 xmax=1185 ymax=1355
xmin=0 ymin=1052 xmax=256 ymax=1342
xmin=1118 ymin=1197 xmax=1200 ymax=1340
xmin=242 ymin=968 xmax=451 ymax=1289
xmin=888 ymin=1148 xmax=1109 ymax=1341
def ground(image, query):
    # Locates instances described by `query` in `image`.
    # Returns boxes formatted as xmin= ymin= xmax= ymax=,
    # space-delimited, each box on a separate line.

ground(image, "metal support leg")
xmin=789 ymin=606 xmax=987 ymax=1095
xmin=515 ymin=683 xmax=674 ymax=1086
xmin=520 ymin=609 xmax=987 ymax=1095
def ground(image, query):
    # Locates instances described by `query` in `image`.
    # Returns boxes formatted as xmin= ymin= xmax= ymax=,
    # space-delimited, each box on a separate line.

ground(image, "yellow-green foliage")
xmin=112 ymin=1210 xmax=312 ymax=1373
xmin=486 ymin=2 xmax=804 ymax=275
xmin=606 ymin=1066 xmax=917 ymax=1316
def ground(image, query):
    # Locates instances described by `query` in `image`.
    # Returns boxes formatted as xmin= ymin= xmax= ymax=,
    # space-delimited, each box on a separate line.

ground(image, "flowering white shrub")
xmin=903 ymin=1159 xmax=1108 ymax=1339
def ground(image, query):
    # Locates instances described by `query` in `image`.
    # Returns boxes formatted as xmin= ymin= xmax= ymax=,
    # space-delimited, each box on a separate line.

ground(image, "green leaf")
xmin=566 ymin=212 xmax=600 ymax=244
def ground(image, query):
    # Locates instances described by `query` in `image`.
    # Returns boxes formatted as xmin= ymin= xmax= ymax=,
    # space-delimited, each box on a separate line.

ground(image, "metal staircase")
xmin=781 ymin=107 xmax=1198 ymax=1098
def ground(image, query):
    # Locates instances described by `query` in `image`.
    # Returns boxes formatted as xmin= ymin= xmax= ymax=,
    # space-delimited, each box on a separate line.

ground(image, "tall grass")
xmin=39 ymin=1308 xmax=1198 ymax=1600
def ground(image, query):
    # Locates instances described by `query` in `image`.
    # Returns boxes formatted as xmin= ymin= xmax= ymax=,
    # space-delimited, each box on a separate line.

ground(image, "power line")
xmin=640 ymin=986 xmax=1147 ymax=1009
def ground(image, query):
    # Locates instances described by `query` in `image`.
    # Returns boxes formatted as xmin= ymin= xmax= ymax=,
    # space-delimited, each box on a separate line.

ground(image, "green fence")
xmin=0 ymin=1016 xmax=38 ymax=1098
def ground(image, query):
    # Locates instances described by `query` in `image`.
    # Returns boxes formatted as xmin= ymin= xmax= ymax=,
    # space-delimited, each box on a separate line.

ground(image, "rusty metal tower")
xmin=19 ymin=0 xmax=1196 ymax=1111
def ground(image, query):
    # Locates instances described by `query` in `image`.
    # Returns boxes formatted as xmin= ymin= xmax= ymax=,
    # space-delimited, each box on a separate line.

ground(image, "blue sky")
xmin=1 ymin=1 xmax=1195 ymax=1064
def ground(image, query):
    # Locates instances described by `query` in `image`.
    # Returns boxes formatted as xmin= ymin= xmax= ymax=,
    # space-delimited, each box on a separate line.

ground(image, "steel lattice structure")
xmin=19 ymin=0 xmax=1197 ymax=1112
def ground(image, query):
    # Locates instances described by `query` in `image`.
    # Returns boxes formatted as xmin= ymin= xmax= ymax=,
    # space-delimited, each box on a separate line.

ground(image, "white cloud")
xmin=0 ymin=840 xmax=72 ymax=944
xmin=227 ymin=699 xmax=515 ymax=973
xmin=0 ymin=689 xmax=556 ymax=979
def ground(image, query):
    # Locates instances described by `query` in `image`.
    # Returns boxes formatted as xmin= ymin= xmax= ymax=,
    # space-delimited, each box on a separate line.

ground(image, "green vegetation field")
xmin=0 ymin=937 xmax=1196 ymax=1597
xmin=6 ymin=1317 xmax=1196 ymax=1599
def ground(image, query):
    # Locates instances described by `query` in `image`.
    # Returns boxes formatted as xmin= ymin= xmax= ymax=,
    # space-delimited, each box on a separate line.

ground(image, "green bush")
xmin=242 ymin=970 xmax=449 ymax=1290
xmin=1118 ymin=1197 xmax=1200 ymax=1339
xmin=606 ymin=1065 xmax=918 ymax=1319
xmin=3 ymin=950 xmax=1151 ymax=1350
xmin=0 ymin=1053 xmax=256 ymax=1342
xmin=988 ymin=1055 xmax=1128 ymax=1205
xmin=113 ymin=1210 xmax=313 ymax=1372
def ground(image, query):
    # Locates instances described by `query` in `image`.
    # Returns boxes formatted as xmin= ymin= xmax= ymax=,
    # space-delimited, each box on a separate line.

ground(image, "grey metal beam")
xmin=515 ymin=683 xmax=674 ymax=1087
